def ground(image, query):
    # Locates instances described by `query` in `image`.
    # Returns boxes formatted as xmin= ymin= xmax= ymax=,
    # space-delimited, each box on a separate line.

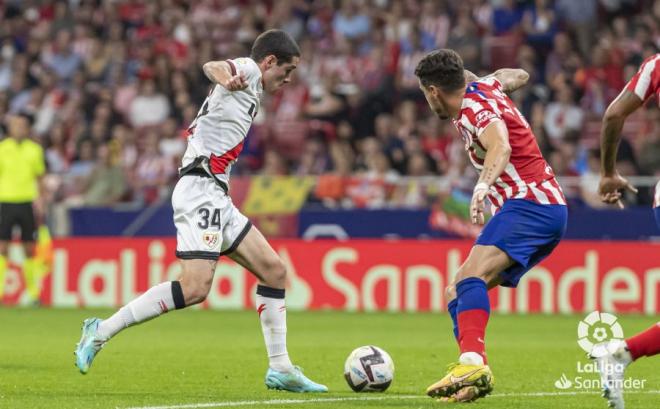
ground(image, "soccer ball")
xmin=343 ymin=345 xmax=394 ymax=392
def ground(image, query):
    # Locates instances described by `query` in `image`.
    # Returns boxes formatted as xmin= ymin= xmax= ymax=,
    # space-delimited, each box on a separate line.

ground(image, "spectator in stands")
xmin=43 ymin=30 xmax=82 ymax=84
xmin=521 ymin=0 xmax=557 ymax=52
xmin=333 ymin=0 xmax=371 ymax=41
xmin=128 ymin=78 xmax=170 ymax=128
xmin=544 ymin=85 xmax=584 ymax=143
xmin=69 ymin=143 xmax=127 ymax=207
xmin=492 ymin=0 xmax=523 ymax=36
xmin=133 ymin=130 xmax=175 ymax=204
xmin=1 ymin=0 xmax=657 ymax=221
xmin=556 ymin=0 xmax=597 ymax=57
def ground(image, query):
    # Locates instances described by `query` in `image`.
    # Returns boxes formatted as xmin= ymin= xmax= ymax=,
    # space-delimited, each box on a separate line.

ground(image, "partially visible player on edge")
xmin=591 ymin=52 xmax=660 ymax=409
xmin=415 ymin=49 xmax=567 ymax=402
xmin=74 ymin=30 xmax=327 ymax=393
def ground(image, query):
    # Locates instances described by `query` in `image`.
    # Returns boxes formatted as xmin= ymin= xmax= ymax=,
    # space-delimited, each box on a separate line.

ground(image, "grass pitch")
xmin=0 ymin=308 xmax=657 ymax=408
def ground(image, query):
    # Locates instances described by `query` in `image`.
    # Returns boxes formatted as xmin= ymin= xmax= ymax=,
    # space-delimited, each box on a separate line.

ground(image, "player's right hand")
xmin=225 ymin=73 xmax=248 ymax=91
xmin=598 ymin=173 xmax=638 ymax=209
xmin=470 ymin=183 xmax=490 ymax=225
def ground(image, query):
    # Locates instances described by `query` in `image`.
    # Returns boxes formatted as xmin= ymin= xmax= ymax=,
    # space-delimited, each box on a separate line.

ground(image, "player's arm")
xmin=471 ymin=120 xmax=512 ymax=224
xmin=466 ymin=68 xmax=529 ymax=93
xmin=600 ymin=90 xmax=643 ymax=174
xmin=488 ymin=69 xmax=529 ymax=93
xmin=598 ymin=90 xmax=641 ymax=207
xmin=202 ymin=60 xmax=247 ymax=91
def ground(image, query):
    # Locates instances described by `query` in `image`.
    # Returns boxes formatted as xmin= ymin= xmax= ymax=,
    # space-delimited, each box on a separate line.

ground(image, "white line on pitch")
xmin=123 ymin=395 xmax=422 ymax=409
xmin=488 ymin=390 xmax=660 ymax=398
xmin=123 ymin=390 xmax=660 ymax=409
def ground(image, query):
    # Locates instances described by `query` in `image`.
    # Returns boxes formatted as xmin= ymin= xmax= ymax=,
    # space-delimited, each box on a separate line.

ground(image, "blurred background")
xmin=0 ymin=0 xmax=658 ymax=241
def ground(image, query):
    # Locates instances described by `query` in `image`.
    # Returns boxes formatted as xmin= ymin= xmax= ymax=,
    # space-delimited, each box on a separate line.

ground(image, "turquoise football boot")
xmin=265 ymin=366 xmax=328 ymax=392
xmin=74 ymin=318 xmax=106 ymax=374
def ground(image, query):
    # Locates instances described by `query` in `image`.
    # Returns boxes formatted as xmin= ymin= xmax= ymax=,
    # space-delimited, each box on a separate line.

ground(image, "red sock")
xmin=626 ymin=323 xmax=660 ymax=361
xmin=457 ymin=309 xmax=489 ymax=364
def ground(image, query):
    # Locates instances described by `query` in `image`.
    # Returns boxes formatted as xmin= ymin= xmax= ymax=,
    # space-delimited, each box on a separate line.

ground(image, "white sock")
xmin=97 ymin=281 xmax=184 ymax=340
xmin=459 ymin=351 xmax=485 ymax=366
xmin=256 ymin=285 xmax=294 ymax=373
xmin=613 ymin=340 xmax=633 ymax=367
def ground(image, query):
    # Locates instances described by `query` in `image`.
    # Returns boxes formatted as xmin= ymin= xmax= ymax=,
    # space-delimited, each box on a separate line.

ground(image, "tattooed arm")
xmin=489 ymin=68 xmax=529 ymax=93
xmin=464 ymin=69 xmax=530 ymax=93
xmin=470 ymin=121 xmax=512 ymax=224
xmin=598 ymin=89 xmax=641 ymax=207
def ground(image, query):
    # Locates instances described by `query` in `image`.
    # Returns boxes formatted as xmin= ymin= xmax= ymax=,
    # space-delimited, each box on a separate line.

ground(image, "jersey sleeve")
xmin=461 ymin=99 xmax=503 ymax=139
xmin=478 ymin=76 xmax=504 ymax=91
xmin=625 ymin=55 xmax=660 ymax=102
xmin=226 ymin=57 xmax=262 ymax=83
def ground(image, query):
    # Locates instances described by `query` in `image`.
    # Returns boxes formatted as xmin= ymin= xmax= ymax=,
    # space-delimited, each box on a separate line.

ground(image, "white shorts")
xmin=172 ymin=174 xmax=251 ymax=260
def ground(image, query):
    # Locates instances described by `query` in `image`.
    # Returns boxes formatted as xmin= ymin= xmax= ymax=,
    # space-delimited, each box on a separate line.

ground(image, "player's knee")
xmin=445 ymin=285 xmax=457 ymax=303
xmin=262 ymin=257 xmax=287 ymax=287
xmin=455 ymin=265 xmax=483 ymax=282
xmin=180 ymin=276 xmax=212 ymax=305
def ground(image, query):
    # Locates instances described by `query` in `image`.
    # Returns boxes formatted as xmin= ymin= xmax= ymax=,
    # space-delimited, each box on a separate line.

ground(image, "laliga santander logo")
xmin=577 ymin=311 xmax=624 ymax=357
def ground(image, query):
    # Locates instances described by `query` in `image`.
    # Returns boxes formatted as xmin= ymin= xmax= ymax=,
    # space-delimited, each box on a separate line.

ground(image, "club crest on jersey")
xmin=475 ymin=110 xmax=497 ymax=128
xmin=202 ymin=232 xmax=219 ymax=249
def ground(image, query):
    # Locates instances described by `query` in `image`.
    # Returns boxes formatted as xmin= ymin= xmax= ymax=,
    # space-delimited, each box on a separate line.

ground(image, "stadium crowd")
xmin=0 ymin=0 xmax=659 ymax=211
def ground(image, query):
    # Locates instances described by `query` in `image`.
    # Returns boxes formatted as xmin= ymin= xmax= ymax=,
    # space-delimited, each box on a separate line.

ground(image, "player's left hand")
xmin=470 ymin=183 xmax=489 ymax=225
xmin=598 ymin=173 xmax=638 ymax=209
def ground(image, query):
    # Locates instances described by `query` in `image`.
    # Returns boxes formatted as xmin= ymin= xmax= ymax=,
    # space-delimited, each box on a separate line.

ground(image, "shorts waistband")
xmin=179 ymin=168 xmax=229 ymax=194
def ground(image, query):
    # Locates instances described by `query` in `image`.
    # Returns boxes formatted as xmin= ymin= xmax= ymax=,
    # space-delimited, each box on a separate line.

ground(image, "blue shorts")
xmin=476 ymin=199 xmax=567 ymax=288
xmin=655 ymin=207 xmax=660 ymax=231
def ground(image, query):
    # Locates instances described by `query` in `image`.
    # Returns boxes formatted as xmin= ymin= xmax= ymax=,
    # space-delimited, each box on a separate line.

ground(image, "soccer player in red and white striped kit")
xmin=594 ymin=52 xmax=660 ymax=409
xmin=415 ymin=49 xmax=567 ymax=402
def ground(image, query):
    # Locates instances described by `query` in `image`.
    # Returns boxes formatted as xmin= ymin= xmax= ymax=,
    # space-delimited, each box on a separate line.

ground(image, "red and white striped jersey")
xmin=625 ymin=53 xmax=660 ymax=105
xmin=452 ymin=77 xmax=566 ymax=213
xmin=181 ymin=57 xmax=262 ymax=184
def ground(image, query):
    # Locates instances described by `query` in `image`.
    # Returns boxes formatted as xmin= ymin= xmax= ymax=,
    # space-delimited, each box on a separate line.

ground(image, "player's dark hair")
xmin=250 ymin=29 xmax=301 ymax=65
xmin=415 ymin=49 xmax=465 ymax=92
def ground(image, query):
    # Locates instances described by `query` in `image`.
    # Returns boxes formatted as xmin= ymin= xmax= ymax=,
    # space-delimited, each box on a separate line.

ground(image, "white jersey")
xmin=181 ymin=57 xmax=263 ymax=185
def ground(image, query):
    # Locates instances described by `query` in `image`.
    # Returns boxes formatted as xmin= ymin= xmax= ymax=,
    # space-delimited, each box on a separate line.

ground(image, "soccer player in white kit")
xmin=74 ymin=30 xmax=327 ymax=393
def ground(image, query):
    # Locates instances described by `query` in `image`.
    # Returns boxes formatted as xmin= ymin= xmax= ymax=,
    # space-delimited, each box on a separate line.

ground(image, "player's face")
xmin=419 ymin=80 xmax=450 ymax=120
xmin=263 ymin=56 xmax=300 ymax=93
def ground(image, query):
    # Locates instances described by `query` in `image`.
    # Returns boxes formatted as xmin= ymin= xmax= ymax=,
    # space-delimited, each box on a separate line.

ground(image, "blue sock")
xmin=448 ymin=298 xmax=459 ymax=340
xmin=456 ymin=277 xmax=491 ymax=361
xmin=456 ymin=277 xmax=490 ymax=314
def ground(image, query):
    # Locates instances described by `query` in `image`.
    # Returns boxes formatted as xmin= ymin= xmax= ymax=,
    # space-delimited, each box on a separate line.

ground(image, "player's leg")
xmin=430 ymin=200 xmax=567 ymax=402
xmin=97 ymin=258 xmax=215 ymax=339
xmin=75 ymin=175 xmax=221 ymax=374
xmin=75 ymin=258 xmax=215 ymax=374
xmin=225 ymin=225 xmax=327 ymax=392
xmin=427 ymin=245 xmax=512 ymax=400
xmin=592 ymin=322 xmax=660 ymax=409
xmin=445 ymin=265 xmax=505 ymax=346
xmin=626 ymin=322 xmax=660 ymax=360
xmin=226 ymin=226 xmax=291 ymax=371
xmin=450 ymin=245 xmax=513 ymax=365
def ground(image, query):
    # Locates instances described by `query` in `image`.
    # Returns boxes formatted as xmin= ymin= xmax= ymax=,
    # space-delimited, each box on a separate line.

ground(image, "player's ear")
xmin=264 ymin=55 xmax=277 ymax=70
xmin=428 ymin=84 xmax=440 ymax=98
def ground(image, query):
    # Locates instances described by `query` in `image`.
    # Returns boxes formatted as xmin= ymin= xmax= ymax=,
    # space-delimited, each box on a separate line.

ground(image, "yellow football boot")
xmin=426 ymin=362 xmax=494 ymax=401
